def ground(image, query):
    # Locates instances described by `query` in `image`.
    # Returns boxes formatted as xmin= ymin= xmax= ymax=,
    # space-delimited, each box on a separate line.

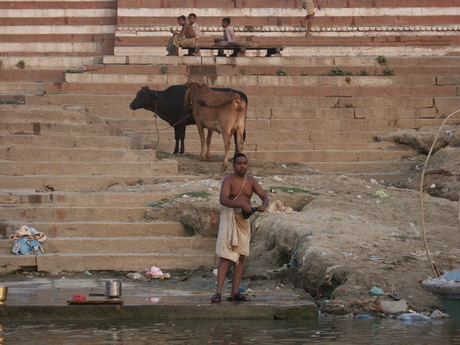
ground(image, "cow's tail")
xmin=235 ymin=99 xmax=245 ymax=112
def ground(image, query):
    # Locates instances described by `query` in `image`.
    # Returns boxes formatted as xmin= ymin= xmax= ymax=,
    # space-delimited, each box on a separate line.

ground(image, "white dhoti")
xmin=215 ymin=206 xmax=251 ymax=263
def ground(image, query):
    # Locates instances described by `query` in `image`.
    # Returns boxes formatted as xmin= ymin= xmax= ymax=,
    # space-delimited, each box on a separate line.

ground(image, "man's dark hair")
xmin=222 ymin=17 xmax=231 ymax=24
xmin=232 ymin=153 xmax=247 ymax=163
xmin=188 ymin=13 xmax=197 ymax=19
xmin=178 ymin=15 xmax=186 ymax=21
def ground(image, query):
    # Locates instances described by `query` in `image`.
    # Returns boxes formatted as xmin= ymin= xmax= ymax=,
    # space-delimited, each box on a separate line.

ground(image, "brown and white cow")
xmin=184 ymin=82 xmax=247 ymax=171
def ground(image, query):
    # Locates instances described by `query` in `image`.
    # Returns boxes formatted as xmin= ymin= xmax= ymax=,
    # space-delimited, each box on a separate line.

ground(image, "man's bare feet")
xmin=305 ymin=32 xmax=313 ymax=37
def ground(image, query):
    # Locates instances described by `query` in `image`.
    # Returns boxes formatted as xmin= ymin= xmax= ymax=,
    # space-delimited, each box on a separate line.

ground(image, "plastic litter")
xmin=356 ymin=314 xmax=374 ymax=319
xmin=430 ymin=310 xmax=449 ymax=319
xmin=127 ymin=266 xmax=171 ymax=281
xmin=397 ymin=313 xmax=431 ymax=322
xmin=389 ymin=293 xmax=402 ymax=301
xmin=273 ymin=175 xmax=284 ymax=182
xmin=146 ymin=266 xmax=164 ymax=277
xmin=71 ymin=294 xmax=87 ymax=303
xmin=376 ymin=190 xmax=390 ymax=199
xmin=369 ymin=286 xmax=384 ymax=295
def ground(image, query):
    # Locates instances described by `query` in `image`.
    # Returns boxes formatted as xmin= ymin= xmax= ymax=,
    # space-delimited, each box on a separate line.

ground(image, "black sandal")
xmin=227 ymin=293 xmax=251 ymax=302
xmin=211 ymin=293 xmax=221 ymax=303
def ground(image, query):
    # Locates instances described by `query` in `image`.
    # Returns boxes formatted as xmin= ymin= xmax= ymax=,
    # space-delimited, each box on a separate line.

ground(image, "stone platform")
xmin=0 ymin=275 xmax=317 ymax=321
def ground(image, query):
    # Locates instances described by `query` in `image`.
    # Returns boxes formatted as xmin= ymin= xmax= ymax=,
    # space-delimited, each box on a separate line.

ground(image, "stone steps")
xmin=0 ymin=105 xmax=88 ymax=123
xmin=105 ymin=117 xmax=454 ymax=133
xmin=115 ymin=1 xmax=460 ymax=58
xmin=0 ymin=82 xmax=46 ymax=96
xmin=1 ymin=0 xmax=116 ymax=60
xmin=0 ymin=252 xmax=216 ymax=272
xmin=0 ymin=57 xmax=100 ymax=70
xmin=0 ymin=135 xmax=142 ymax=150
xmin=1 ymin=236 xmax=215 ymax=254
xmin=37 ymin=252 xmax=215 ymax=272
xmin=0 ymin=147 xmax=157 ymax=162
xmin=0 ymin=221 xmax=185 ymax=238
xmin=26 ymin=93 xmax=451 ymax=108
xmin=0 ymin=69 xmax=65 ymax=83
xmin=219 ymin=148 xmax=418 ymax=163
xmin=0 ymin=175 xmax=188 ymax=192
xmin=0 ymin=191 xmax=176 ymax=208
xmin=103 ymin=55 xmax=460 ymax=68
xmin=0 ymin=161 xmax=179 ymax=176
xmin=0 ymin=122 xmax=123 ymax=136
xmin=83 ymin=96 xmax=459 ymax=118
xmin=152 ymin=138 xmax=398 ymax=152
xmin=0 ymin=102 xmax=211 ymax=273
xmin=61 ymin=73 xmax=450 ymax=88
xmin=43 ymin=81 xmax=458 ymax=98
xmin=81 ymin=64 xmax=460 ymax=78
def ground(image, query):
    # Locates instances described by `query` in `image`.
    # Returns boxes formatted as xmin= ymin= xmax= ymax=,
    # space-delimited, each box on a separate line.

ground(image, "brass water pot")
xmin=0 ymin=286 xmax=8 ymax=304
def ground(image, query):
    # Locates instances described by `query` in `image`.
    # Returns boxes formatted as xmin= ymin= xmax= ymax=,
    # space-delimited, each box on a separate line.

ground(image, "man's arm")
xmin=252 ymin=179 xmax=269 ymax=212
xmin=193 ymin=24 xmax=200 ymax=39
xmin=171 ymin=24 xmax=188 ymax=36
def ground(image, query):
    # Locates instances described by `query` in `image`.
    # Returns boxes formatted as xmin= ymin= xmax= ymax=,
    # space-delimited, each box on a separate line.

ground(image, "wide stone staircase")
xmin=0 ymin=0 xmax=459 ymax=274
xmin=40 ymin=54 xmax=460 ymax=177
xmin=0 ymin=105 xmax=215 ymax=274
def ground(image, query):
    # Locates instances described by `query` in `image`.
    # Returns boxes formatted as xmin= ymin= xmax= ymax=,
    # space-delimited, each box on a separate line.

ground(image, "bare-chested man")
xmin=166 ymin=15 xmax=197 ymax=56
xmin=211 ymin=153 xmax=269 ymax=303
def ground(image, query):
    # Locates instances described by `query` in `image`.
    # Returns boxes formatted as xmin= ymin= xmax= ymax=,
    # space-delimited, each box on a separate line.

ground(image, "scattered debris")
xmin=267 ymin=200 xmax=294 ymax=213
xmin=376 ymin=190 xmax=390 ymax=199
xmin=369 ymin=286 xmax=384 ymax=296
xmin=10 ymin=226 xmax=46 ymax=255
xmin=126 ymin=266 xmax=171 ymax=281
xmin=71 ymin=294 xmax=87 ymax=303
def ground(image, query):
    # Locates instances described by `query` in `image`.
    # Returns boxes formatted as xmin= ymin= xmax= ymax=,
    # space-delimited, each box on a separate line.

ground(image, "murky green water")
xmin=1 ymin=317 xmax=459 ymax=344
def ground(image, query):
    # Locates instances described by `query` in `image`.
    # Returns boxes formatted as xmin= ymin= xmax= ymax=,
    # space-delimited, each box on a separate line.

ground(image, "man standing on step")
xmin=211 ymin=153 xmax=269 ymax=303
xmin=302 ymin=0 xmax=322 ymax=37
xmin=166 ymin=15 xmax=197 ymax=56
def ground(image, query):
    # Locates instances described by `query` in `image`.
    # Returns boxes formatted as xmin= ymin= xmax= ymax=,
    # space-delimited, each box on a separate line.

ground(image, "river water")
xmin=1 ymin=317 xmax=460 ymax=344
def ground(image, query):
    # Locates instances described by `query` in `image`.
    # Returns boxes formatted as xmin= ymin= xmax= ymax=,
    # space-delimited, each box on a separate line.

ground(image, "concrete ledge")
xmin=0 ymin=298 xmax=317 ymax=321
xmin=0 ymin=276 xmax=317 ymax=321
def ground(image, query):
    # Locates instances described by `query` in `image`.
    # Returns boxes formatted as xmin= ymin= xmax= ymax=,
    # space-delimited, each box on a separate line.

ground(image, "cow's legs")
xmin=173 ymin=125 xmax=187 ymax=154
xmin=196 ymin=123 xmax=207 ymax=161
xmin=205 ymin=130 xmax=213 ymax=161
xmin=221 ymin=132 xmax=232 ymax=171
xmin=235 ymin=128 xmax=244 ymax=154
xmin=173 ymin=126 xmax=180 ymax=154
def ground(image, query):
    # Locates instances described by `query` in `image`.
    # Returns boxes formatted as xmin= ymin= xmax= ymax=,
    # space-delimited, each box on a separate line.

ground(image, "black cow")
xmin=129 ymin=84 xmax=248 ymax=154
